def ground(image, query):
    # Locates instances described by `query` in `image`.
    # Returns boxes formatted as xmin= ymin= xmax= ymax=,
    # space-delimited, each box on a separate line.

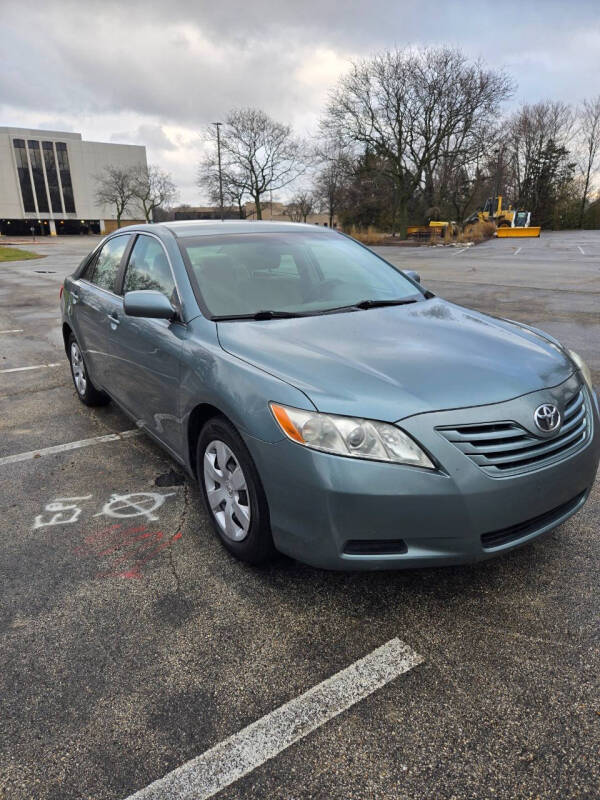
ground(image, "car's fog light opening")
xmin=344 ymin=539 xmax=408 ymax=556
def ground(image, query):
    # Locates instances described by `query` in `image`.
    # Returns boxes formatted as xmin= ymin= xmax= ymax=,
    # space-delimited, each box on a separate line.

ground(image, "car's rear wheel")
xmin=68 ymin=333 xmax=110 ymax=406
xmin=197 ymin=417 xmax=275 ymax=564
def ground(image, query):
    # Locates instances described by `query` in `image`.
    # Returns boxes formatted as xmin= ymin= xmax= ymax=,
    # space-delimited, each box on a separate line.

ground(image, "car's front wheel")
xmin=197 ymin=417 xmax=275 ymax=564
xmin=68 ymin=333 xmax=110 ymax=406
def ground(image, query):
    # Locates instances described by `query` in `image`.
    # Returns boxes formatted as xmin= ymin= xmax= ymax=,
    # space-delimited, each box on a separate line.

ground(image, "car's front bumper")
xmin=245 ymin=377 xmax=600 ymax=570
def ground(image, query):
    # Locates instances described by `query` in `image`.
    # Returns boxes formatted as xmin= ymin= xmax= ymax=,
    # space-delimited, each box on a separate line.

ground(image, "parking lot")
xmin=1 ymin=230 xmax=599 ymax=800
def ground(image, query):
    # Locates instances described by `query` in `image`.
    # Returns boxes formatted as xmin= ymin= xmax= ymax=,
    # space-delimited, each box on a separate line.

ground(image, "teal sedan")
xmin=60 ymin=221 xmax=599 ymax=569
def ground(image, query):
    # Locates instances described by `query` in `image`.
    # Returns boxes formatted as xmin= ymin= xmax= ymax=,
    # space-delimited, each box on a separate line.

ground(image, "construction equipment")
xmin=406 ymin=220 xmax=458 ymax=241
xmin=495 ymin=208 xmax=540 ymax=237
xmin=465 ymin=196 xmax=541 ymax=238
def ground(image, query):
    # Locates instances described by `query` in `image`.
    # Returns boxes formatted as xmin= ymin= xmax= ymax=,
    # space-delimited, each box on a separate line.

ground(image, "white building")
xmin=0 ymin=127 xmax=147 ymax=236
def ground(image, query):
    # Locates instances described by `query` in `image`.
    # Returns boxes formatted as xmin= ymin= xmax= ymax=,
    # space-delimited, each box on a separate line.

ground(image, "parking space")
xmin=1 ymin=232 xmax=599 ymax=800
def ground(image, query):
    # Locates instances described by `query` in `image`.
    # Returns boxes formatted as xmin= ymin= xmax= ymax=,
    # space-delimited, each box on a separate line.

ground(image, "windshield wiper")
xmin=353 ymin=298 xmax=420 ymax=309
xmin=252 ymin=310 xmax=305 ymax=320
xmin=315 ymin=297 xmax=422 ymax=315
xmin=212 ymin=298 xmax=424 ymax=321
xmin=213 ymin=309 xmax=306 ymax=321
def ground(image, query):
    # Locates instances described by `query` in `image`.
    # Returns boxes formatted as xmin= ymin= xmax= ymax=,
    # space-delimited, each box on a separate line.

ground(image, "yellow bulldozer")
xmin=464 ymin=196 xmax=541 ymax=238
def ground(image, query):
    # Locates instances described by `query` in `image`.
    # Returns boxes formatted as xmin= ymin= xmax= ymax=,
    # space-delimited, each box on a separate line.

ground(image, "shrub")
xmin=345 ymin=225 xmax=389 ymax=244
xmin=459 ymin=220 xmax=496 ymax=243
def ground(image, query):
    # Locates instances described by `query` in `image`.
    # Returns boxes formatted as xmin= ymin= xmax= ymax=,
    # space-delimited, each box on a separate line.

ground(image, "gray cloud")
xmin=2 ymin=0 xmax=599 ymax=202
xmin=110 ymin=125 xmax=177 ymax=151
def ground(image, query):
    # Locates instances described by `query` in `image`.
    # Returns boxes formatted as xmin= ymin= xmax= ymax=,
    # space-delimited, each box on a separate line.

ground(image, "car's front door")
xmin=107 ymin=233 xmax=185 ymax=457
xmin=72 ymin=233 xmax=132 ymax=389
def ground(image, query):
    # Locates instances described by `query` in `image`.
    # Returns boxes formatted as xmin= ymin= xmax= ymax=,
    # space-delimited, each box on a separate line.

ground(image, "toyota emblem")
xmin=534 ymin=404 xmax=561 ymax=433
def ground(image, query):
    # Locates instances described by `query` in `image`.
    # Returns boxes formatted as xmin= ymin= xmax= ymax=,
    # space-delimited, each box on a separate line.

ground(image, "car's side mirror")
xmin=404 ymin=270 xmax=421 ymax=284
xmin=123 ymin=290 xmax=175 ymax=320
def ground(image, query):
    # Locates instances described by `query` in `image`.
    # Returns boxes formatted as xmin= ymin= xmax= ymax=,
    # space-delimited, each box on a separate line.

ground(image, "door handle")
xmin=71 ymin=291 xmax=79 ymax=304
xmin=108 ymin=313 xmax=120 ymax=328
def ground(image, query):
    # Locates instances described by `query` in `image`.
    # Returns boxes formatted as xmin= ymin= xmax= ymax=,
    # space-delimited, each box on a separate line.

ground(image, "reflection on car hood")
xmin=216 ymin=298 xmax=573 ymax=421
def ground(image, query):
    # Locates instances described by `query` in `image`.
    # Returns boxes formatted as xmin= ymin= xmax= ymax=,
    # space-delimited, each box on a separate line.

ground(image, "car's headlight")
xmin=270 ymin=403 xmax=435 ymax=468
xmin=568 ymin=350 xmax=593 ymax=391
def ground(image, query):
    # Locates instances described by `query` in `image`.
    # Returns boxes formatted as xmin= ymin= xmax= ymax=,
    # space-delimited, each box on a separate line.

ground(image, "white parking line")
xmin=578 ymin=246 xmax=585 ymax=255
xmin=0 ymin=329 xmax=24 ymax=334
xmin=451 ymin=247 xmax=467 ymax=255
xmin=514 ymin=247 xmax=522 ymax=255
xmin=0 ymin=429 xmax=141 ymax=467
xmin=0 ymin=362 xmax=62 ymax=374
xmin=125 ymin=638 xmax=423 ymax=800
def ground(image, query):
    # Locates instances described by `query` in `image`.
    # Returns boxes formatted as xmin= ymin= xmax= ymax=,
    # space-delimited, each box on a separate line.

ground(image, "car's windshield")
xmin=179 ymin=231 xmax=423 ymax=319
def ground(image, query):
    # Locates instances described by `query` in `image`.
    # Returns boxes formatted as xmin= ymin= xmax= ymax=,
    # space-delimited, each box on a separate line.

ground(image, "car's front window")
xmin=123 ymin=235 xmax=176 ymax=299
xmin=87 ymin=234 xmax=131 ymax=293
xmin=179 ymin=232 xmax=423 ymax=319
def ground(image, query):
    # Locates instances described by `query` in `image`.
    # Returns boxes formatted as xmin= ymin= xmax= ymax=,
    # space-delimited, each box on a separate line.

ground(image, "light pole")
xmin=493 ymin=146 xmax=503 ymax=210
xmin=213 ymin=122 xmax=224 ymax=221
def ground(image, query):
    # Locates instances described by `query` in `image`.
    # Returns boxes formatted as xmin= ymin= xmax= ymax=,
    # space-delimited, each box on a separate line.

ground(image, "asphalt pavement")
xmin=0 ymin=231 xmax=598 ymax=800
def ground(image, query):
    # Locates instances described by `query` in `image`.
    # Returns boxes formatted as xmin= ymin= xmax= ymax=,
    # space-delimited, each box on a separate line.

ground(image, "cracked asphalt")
xmin=0 ymin=231 xmax=599 ymax=800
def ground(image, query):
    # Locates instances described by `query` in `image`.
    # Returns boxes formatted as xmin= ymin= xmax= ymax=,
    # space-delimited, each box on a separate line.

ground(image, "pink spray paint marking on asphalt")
xmin=74 ymin=523 xmax=183 ymax=579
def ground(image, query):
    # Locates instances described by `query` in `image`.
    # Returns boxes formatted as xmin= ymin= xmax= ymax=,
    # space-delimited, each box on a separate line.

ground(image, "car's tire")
xmin=197 ymin=416 xmax=276 ymax=565
xmin=67 ymin=333 xmax=110 ymax=406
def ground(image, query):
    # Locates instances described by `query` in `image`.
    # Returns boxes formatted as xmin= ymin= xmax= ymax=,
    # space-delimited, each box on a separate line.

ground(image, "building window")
xmin=27 ymin=140 xmax=50 ymax=213
xmin=13 ymin=139 xmax=36 ymax=213
xmin=55 ymin=142 xmax=76 ymax=213
xmin=42 ymin=142 xmax=63 ymax=213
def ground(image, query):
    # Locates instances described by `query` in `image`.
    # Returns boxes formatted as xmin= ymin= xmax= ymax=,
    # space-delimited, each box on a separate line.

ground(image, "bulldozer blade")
xmin=496 ymin=227 xmax=541 ymax=238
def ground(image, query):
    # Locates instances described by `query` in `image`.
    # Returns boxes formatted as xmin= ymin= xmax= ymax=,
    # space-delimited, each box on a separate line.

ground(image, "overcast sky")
xmin=2 ymin=0 xmax=599 ymax=203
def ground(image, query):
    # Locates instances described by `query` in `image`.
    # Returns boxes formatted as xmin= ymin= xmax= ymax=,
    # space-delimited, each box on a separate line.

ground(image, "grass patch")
xmin=0 ymin=246 xmax=44 ymax=263
xmin=345 ymin=225 xmax=392 ymax=245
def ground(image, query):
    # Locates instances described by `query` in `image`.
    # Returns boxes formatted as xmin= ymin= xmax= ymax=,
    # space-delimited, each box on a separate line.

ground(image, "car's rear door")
xmin=70 ymin=233 xmax=133 ymax=390
xmin=108 ymin=233 xmax=185 ymax=457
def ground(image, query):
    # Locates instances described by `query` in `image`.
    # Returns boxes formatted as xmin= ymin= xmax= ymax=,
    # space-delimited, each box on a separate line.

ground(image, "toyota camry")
xmin=60 ymin=221 xmax=599 ymax=569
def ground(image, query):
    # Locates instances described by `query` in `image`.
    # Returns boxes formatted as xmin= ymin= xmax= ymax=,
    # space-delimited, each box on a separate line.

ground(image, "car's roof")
xmin=123 ymin=220 xmax=338 ymax=239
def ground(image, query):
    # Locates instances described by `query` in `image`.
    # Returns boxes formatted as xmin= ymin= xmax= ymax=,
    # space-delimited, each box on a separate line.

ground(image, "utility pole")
xmin=213 ymin=122 xmax=224 ymax=221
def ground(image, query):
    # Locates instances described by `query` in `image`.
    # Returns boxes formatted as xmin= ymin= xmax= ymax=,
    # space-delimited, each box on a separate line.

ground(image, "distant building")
xmin=0 ymin=127 xmax=147 ymax=236
xmin=244 ymin=201 xmax=336 ymax=227
xmin=173 ymin=206 xmax=243 ymax=221
xmin=170 ymin=201 xmax=337 ymax=227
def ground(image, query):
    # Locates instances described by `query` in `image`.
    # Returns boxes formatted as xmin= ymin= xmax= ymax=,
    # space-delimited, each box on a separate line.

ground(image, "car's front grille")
xmin=480 ymin=491 xmax=586 ymax=549
xmin=437 ymin=388 xmax=590 ymax=476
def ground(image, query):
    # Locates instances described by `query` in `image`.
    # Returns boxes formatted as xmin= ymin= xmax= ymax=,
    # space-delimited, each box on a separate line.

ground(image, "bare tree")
xmin=197 ymin=153 xmax=248 ymax=218
xmin=436 ymin=122 xmax=502 ymax=223
xmin=95 ymin=166 xmax=136 ymax=228
xmin=505 ymin=101 xmax=574 ymax=206
xmin=131 ymin=165 xmax=178 ymax=223
xmin=322 ymin=47 xmax=513 ymax=237
xmin=286 ymin=191 xmax=315 ymax=223
xmin=207 ymin=108 xmax=305 ymax=220
xmin=577 ymin=96 xmax=600 ymax=227
xmin=313 ymin=142 xmax=351 ymax=227
xmin=504 ymin=101 xmax=576 ymax=227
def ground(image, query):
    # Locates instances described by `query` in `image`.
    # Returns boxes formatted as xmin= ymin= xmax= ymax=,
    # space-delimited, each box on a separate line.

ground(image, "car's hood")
xmin=216 ymin=298 xmax=573 ymax=421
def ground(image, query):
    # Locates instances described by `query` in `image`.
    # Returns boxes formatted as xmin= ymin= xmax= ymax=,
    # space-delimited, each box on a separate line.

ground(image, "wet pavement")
xmin=0 ymin=231 xmax=598 ymax=800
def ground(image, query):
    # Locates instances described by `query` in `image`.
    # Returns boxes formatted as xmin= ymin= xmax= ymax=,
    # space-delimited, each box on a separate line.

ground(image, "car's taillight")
xmin=59 ymin=285 xmax=64 ymax=299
